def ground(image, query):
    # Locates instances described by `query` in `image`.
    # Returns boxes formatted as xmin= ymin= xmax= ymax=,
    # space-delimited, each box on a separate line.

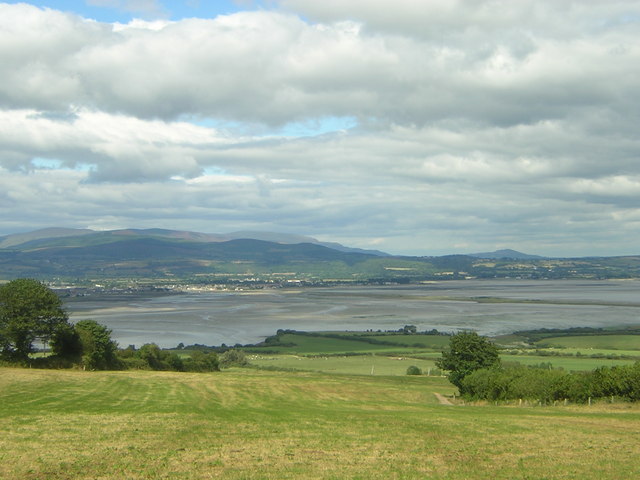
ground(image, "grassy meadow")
xmin=248 ymin=353 xmax=440 ymax=375
xmin=536 ymin=334 xmax=640 ymax=351
xmin=3 ymin=367 xmax=640 ymax=480
xmin=3 ymin=329 xmax=640 ymax=479
xmin=241 ymin=330 xmax=639 ymax=374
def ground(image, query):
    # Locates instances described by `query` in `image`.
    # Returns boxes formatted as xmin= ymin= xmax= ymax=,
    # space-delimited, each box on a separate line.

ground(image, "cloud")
xmin=1 ymin=2 xmax=639 ymax=256
xmin=2 ymin=2 xmax=635 ymax=128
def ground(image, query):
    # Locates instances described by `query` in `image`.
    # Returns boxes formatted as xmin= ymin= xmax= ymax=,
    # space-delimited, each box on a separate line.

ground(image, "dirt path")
xmin=434 ymin=393 xmax=454 ymax=405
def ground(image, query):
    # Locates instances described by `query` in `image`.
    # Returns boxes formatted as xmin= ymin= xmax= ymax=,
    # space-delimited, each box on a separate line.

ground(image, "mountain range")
xmin=0 ymin=228 xmax=638 ymax=283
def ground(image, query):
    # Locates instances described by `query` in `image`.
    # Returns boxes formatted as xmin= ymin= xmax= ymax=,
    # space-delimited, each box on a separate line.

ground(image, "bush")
xmin=461 ymin=361 xmax=640 ymax=403
xmin=406 ymin=365 xmax=422 ymax=375
xmin=436 ymin=331 xmax=500 ymax=393
xmin=183 ymin=350 xmax=219 ymax=372
xmin=219 ymin=349 xmax=248 ymax=368
xmin=75 ymin=319 xmax=120 ymax=370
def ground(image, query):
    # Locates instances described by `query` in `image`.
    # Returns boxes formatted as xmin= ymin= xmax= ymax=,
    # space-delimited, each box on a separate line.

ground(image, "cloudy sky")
xmin=1 ymin=0 xmax=639 ymax=257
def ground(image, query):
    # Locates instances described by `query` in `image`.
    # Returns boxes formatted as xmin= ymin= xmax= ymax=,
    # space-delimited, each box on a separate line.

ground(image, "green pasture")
xmin=248 ymin=354 xmax=440 ymax=376
xmin=537 ymin=334 xmax=640 ymax=351
xmin=249 ymin=351 xmax=637 ymax=376
xmin=245 ymin=331 xmax=640 ymax=375
xmin=2 ymin=367 xmax=640 ymax=480
xmin=360 ymin=334 xmax=451 ymax=348
xmin=250 ymin=333 xmax=434 ymax=355
xmin=503 ymin=354 xmax=637 ymax=371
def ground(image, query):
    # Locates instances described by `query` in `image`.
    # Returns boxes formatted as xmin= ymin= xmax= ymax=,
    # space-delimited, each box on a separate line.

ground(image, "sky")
xmin=1 ymin=1 xmax=639 ymax=257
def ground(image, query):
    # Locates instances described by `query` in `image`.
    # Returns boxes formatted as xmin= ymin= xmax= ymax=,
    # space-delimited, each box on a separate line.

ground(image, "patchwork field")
xmin=248 ymin=353 xmax=440 ymax=375
xmin=536 ymin=334 xmax=640 ymax=351
xmin=2 ymin=367 xmax=640 ymax=479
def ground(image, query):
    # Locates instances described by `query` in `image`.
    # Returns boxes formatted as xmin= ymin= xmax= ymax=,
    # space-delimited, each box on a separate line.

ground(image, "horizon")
xmin=1 ymin=2 xmax=640 ymax=258
xmin=1 ymin=225 xmax=636 ymax=259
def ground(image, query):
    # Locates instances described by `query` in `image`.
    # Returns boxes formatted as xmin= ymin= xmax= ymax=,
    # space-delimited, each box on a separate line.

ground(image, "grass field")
xmin=249 ymin=354 xmax=440 ymax=376
xmin=248 ymin=351 xmax=636 ymax=375
xmin=360 ymin=334 xmax=451 ymax=348
xmin=2 ymin=367 xmax=640 ymax=479
xmin=244 ymin=331 xmax=640 ymax=375
xmin=248 ymin=333 xmax=434 ymax=355
xmin=536 ymin=334 xmax=640 ymax=351
xmin=502 ymin=354 xmax=637 ymax=371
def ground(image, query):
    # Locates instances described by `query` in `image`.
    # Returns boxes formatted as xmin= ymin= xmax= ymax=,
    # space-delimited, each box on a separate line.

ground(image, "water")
xmin=66 ymin=279 xmax=640 ymax=348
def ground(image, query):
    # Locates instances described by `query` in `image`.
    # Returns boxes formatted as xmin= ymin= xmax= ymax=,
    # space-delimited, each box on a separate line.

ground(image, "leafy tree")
xmin=436 ymin=331 xmax=500 ymax=393
xmin=0 ymin=278 xmax=69 ymax=361
xmin=137 ymin=343 xmax=165 ymax=370
xmin=75 ymin=319 xmax=119 ymax=370
xmin=50 ymin=323 xmax=83 ymax=359
xmin=219 ymin=349 xmax=248 ymax=368
xmin=183 ymin=350 xmax=220 ymax=372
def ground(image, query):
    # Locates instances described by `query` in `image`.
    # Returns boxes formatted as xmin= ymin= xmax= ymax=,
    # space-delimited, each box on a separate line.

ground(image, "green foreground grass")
xmin=2 ymin=367 xmax=640 ymax=480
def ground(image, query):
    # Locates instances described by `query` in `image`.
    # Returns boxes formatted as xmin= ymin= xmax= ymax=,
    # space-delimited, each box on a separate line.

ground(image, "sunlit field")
xmin=2 ymin=367 xmax=640 ymax=479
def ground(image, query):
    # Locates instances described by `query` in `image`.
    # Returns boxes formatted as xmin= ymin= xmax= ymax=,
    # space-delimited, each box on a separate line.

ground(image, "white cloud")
xmin=0 ymin=1 xmax=639 ymax=256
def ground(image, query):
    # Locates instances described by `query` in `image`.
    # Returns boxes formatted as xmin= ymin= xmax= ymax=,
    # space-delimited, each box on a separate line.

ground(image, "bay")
xmin=66 ymin=279 xmax=640 ymax=348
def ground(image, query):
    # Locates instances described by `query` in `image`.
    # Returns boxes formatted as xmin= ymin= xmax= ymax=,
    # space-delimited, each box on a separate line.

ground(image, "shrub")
xmin=183 ymin=350 xmax=219 ymax=372
xmin=219 ymin=349 xmax=248 ymax=368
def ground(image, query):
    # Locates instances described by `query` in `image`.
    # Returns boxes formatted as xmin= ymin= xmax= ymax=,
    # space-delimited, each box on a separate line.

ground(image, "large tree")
xmin=436 ymin=331 xmax=501 ymax=393
xmin=0 ymin=278 xmax=70 ymax=361
xmin=75 ymin=319 xmax=119 ymax=370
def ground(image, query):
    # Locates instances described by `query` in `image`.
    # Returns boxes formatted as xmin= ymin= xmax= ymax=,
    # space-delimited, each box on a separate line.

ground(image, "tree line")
xmin=461 ymin=362 xmax=640 ymax=403
xmin=437 ymin=331 xmax=640 ymax=404
xmin=0 ymin=278 xmax=223 ymax=371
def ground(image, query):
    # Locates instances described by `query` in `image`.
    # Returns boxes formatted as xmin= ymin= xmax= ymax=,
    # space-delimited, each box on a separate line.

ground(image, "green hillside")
xmin=2 ymin=227 xmax=640 ymax=282
xmin=2 ymin=367 xmax=640 ymax=480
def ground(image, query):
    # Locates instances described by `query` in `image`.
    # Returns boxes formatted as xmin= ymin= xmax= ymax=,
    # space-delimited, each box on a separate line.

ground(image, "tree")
xmin=219 ymin=349 xmax=248 ymax=368
xmin=183 ymin=350 xmax=219 ymax=372
xmin=436 ymin=331 xmax=500 ymax=393
xmin=0 ymin=278 xmax=69 ymax=361
xmin=50 ymin=323 xmax=83 ymax=359
xmin=75 ymin=319 xmax=119 ymax=370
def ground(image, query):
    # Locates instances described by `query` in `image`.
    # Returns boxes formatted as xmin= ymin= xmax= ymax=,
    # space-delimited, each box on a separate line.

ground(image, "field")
xmin=3 ymin=327 xmax=640 ymax=479
xmin=501 ymin=354 xmax=638 ymax=371
xmin=536 ymin=334 xmax=640 ymax=351
xmin=3 ymin=367 xmax=640 ymax=480
xmin=248 ymin=353 xmax=440 ymax=375
xmin=245 ymin=332 xmax=451 ymax=355
xmin=241 ymin=331 xmax=639 ymax=374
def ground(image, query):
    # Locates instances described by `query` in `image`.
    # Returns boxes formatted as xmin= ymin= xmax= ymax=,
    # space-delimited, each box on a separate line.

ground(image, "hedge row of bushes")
xmin=117 ymin=344 xmax=220 ymax=372
xmin=461 ymin=362 xmax=640 ymax=403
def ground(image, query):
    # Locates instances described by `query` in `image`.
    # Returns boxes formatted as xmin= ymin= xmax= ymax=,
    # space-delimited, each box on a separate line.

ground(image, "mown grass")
xmin=2 ymin=367 xmax=640 ymax=479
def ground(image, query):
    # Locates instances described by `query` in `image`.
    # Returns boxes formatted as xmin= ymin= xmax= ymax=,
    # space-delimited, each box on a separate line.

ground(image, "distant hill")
xmin=468 ymin=249 xmax=545 ymax=260
xmin=0 ymin=228 xmax=388 ymax=256
xmin=0 ymin=227 xmax=94 ymax=249
xmin=1 ymin=227 xmax=639 ymax=282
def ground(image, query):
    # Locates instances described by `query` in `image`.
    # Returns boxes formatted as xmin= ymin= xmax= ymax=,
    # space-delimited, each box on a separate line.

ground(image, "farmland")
xmin=2 ymin=367 xmax=640 ymax=480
